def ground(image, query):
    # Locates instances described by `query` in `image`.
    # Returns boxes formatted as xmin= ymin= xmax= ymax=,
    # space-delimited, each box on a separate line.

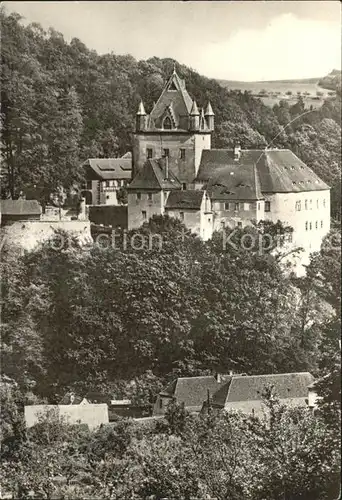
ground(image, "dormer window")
xmin=163 ymin=117 xmax=172 ymax=130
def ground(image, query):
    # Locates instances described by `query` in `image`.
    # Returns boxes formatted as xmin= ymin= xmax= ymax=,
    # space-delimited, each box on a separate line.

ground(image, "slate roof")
xmin=207 ymin=164 xmax=263 ymax=201
xmin=160 ymin=376 xmax=225 ymax=409
xmin=196 ymin=149 xmax=329 ymax=194
xmin=211 ymin=372 xmax=314 ymax=407
xmin=165 ymin=190 xmax=205 ymax=210
xmin=0 ymin=199 xmax=41 ymax=216
xmin=128 ymin=159 xmax=182 ymax=191
xmin=83 ymin=158 xmax=132 ymax=181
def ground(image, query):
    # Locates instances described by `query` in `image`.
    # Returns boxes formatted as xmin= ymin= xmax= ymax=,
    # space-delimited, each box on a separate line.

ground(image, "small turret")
xmin=189 ymin=100 xmax=200 ymax=131
xmin=136 ymin=100 xmax=147 ymax=131
xmin=205 ymin=101 xmax=215 ymax=131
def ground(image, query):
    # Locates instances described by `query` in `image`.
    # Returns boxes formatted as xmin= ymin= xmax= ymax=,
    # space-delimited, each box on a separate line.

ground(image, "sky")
xmin=3 ymin=1 xmax=341 ymax=81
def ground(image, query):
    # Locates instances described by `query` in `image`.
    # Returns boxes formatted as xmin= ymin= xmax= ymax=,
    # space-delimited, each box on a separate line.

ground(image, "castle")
xmin=127 ymin=67 xmax=331 ymax=256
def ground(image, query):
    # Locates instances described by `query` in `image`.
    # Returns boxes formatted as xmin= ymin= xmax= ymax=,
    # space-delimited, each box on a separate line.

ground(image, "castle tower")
xmin=132 ymin=68 xmax=214 ymax=184
xmin=205 ymin=101 xmax=215 ymax=131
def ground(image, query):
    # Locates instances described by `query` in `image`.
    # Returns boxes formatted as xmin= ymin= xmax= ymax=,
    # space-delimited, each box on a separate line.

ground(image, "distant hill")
xmin=318 ymin=69 xmax=341 ymax=93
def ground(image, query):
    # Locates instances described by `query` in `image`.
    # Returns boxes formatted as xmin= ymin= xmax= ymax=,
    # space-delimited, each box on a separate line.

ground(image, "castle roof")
xmin=128 ymin=159 xmax=181 ymax=191
xmin=196 ymin=149 xmax=329 ymax=194
xmin=211 ymin=372 xmax=314 ymax=407
xmin=207 ymin=164 xmax=263 ymax=201
xmin=83 ymin=158 xmax=132 ymax=181
xmin=165 ymin=190 xmax=205 ymax=210
xmin=149 ymin=70 xmax=193 ymax=127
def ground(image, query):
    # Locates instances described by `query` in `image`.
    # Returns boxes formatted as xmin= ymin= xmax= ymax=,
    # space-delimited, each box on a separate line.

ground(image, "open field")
xmin=218 ymin=78 xmax=335 ymax=108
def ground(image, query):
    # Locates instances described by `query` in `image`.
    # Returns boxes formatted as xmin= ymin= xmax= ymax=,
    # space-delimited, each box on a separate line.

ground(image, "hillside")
xmin=0 ymin=10 xmax=340 ymax=217
xmin=318 ymin=69 xmax=342 ymax=92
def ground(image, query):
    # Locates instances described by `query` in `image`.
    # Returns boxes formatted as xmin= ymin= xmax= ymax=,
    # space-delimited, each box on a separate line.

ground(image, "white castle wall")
xmin=1 ymin=220 xmax=92 ymax=252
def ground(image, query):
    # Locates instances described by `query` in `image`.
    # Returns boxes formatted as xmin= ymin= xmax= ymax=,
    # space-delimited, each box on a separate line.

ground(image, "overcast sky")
xmin=4 ymin=1 xmax=341 ymax=81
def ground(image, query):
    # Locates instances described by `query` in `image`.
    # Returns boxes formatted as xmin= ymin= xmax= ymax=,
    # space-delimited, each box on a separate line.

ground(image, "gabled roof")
xmin=83 ymin=158 xmax=132 ymax=181
xmin=149 ymin=70 xmax=193 ymax=127
xmin=165 ymin=190 xmax=205 ymax=210
xmin=0 ymin=199 xmax=41 ymax=216
xmin=211 ymin=372 xmax=314 ymax=407
xmin=160 ymin=376 xmax=225 ymax=409
xmin=128 ymin=159 xmax=182 ymax=191
xmin=196 ymin=149 xmax=329 ymax=193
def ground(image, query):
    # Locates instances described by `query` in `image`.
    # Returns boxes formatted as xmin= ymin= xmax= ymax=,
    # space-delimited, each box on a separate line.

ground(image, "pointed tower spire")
xmin=137 ymin=100 xmax=146 ymax=115
xmin=190 ymin=99 xmax=199 ymax=116
xmin=204 ymin=101 xmax=215 ymax=131
xmin=136 ymin=100 xmax=147 ymax=131
xmin=189 ymin=100 xmax=200 ymax=131
xmin=205 ymin=101 xmax=215 ymax=116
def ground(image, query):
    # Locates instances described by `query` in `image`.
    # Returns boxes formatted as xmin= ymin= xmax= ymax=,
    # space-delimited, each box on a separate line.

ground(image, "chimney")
xmin=164 ymin=155 xmax=169 ymax=180
xmin=234 ymin=144 xmax=241 ymax=161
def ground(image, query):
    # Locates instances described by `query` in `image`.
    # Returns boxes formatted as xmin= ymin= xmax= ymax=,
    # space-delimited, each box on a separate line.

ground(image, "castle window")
xmin=305 ymin=222 xmax=308 ymax=231
xmin=163 ymin=148 xmax=170 ymax=157
xmin=180 ymin=148 xmax=186 ymax=160
xmin=295 ymin=200 xmax=301 ymax=211
xmin=244 ymin=203 xmax=250 ymax=211
xmin=321 ymin=220 xmax=323 ymax=228
xmin=316 ymin=199 xmax=319 ymax=208
xmin=182 ymin=183 xmax=187 ymax=190
xmin=315 ymin=221 xmax=318 ymax=229
xmin=323 ymin=199 xmax=326 ymax=208
xmin=305 ymin=200 xmax=308 ymax=210
xmin=147 ymin=148 xmax=153 ymax=159
xmin=179 ymin=212 xmax=184 ymax=222
xmin=136 ymin=193 xmax=141 ymax=201
xmin=265 ymin=201 xmax=271 ymax=212
xmin=142 ymin=210 xmax=147 ymax=220
xmin=163 ymin=117 xmax=172 ymax=130
xmin=237 ymin=221 xmax=243 ymax=228
xmin=224 ymin=202 xmax=230 ymax=210
xmin=148 ymin=193 xmax=153 ymax=201
xmin=309 ymin=222 xmax=312 ymax=230
xmin=234 ymin=203 xmax=239 ymax=211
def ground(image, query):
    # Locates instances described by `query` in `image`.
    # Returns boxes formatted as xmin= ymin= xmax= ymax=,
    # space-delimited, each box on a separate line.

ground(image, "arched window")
xmin=163 ymin=116 xmax=172 ymax=129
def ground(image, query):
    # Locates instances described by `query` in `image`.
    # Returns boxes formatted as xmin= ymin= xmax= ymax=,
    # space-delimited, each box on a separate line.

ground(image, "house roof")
xmin=211 ymin=372 xmax=315 ymax=407
xmin=128 ymin=159 xmax=182 ymax=191
xmin=196 ymin=149 xmax=329 ymax=194
xmin=0 ymin=199 xmax=41 ymax=216
xmin=83 ymin=158 xmax=132 ymax=181
xmin=160 ymin=376 xmax=225 ymax=409
xmin=165 ymin=190 xmax=205 ymax=210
